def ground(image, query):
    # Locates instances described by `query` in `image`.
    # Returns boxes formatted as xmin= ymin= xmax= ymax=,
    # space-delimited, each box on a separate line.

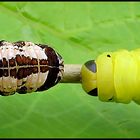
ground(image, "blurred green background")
xmin=0 ymin=2 xmax=140 ymax=138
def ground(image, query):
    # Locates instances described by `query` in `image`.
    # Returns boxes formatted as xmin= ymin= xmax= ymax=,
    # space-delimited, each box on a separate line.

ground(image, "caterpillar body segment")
xmin=81 ymin=49 xmax=140 ymax=104
xmin=96 ymin=52 xmax=115 ymax=102
xmin=130 ymin=50 xmax=140 ymax=104
xmin=113 ymin=50 xmax=137 ymax=103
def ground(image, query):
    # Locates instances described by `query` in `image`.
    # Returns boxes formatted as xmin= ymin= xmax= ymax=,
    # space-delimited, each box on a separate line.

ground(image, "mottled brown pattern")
xmin=17 ymin=68 xmax=24 ymax=79
xmin=21 ymin=55 xmax=28 ymax=65
xmin=0 ymin=69 xmax=3 ymax=77
xmin=3 ymin=58 xmax=8 ymax=67
xmin=32 ymin=67 xmax=38 ymax=73
xmin=9 ymin=58 xmax=16 ymax=67
xmin=10 ymin=68 xmax=16 ymax=78
xmin=45 ymin=47 xmax=59 ymax=67
xmin=31 ymin=58 xmax=38 ymax=65
xmin=36 ymin=44 xmax=63 ymax=91
xmin=26 ymin=68 xmax=33 ymax=76
xmin=39 ymin=59 xmax=48 ymax=65
xmin=37 ymin=67 xmax=60 ymax=91
xmin=0 ymin=40 xmax=5 ymax=46
xmin=40 ymin=66 xmax=49 ymax=73
xmin=22 ymin=68 xmax=29 ymax=78
xmin=0 ymin=40 xmax=64 ymax=95
xmin=16 ymin=55 xmax=23 ymax=66
xmin=15 ymin=55 xmax=39 ymax=66
xmin=3 ymin=69 xmax=8 ymax=77
xmin=13 ymin=41 xmax=26 ymax=47
xmin=0 ymin=60 xmax=2 ymax=67
xmin=16 ymin=67 xmax=39 ymax=79
xmin=26 ymin=56 xmax=32 ymax=65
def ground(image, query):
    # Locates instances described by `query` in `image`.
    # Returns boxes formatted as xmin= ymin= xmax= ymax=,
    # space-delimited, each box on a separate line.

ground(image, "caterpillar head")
xmin=81 ymin=60 xmax=97 ymax=96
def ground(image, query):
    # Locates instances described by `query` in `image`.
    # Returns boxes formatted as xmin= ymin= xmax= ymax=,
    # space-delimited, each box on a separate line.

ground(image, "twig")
xmin=60 ymin=64 xmax=82 ymax=83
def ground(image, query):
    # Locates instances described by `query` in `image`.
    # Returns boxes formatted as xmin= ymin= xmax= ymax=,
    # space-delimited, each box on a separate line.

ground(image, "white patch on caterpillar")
xmin=24 ymin=74 xmax=34 ymax=92
xmin=37 ymin=71 xmax=49 ymax=89
xmin=13 ymin=46 xmax=21 ymax=58
xmin=17 ymin=78 xmax=22 ymax=88
xmin=1 ymin=45 xmax=8 ymax=59
xmin=2 ymin=76 xmax=17 ymax=94
xmin=1 ymin=44 xmax=18 ymax=60
xmin=23 ymin=71 xmax=48 ymax=93
xmin=34 ymin=46 xmax=48 ymax=60
xmin=27 ymin=73 xmax=39 ymax=92
xmin=7 ymin=45 xmax=15 ymax=60
xmin=26 ymin=45 xmax=37 ymax=59
xmin=23 ymin=46 xmax=30 ymax=58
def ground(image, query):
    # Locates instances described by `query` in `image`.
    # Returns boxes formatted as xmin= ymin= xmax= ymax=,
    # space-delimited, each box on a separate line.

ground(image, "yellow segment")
xmin=130 ymin=49 xmax=140 ymax=104
xmin=82 ymin=49 xmax=140 ymax=105
xmin=96 ymin=52 xmax=115 ymax=102
xmin=81 ymin=64 xmax=97 ymax=93
xmin=112 ymin=50 xmax=137 ymax=104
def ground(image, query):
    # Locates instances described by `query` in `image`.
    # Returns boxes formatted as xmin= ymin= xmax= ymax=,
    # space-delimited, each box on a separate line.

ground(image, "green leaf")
xmin=0 ymin=2 xmax=140 ymax=138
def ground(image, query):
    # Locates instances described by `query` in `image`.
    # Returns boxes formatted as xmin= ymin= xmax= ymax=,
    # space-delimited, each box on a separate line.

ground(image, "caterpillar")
xmin=0 ymin=40 xmax=64 ymax=96
xmin=81 ymin=49 xmax=140 ymax=105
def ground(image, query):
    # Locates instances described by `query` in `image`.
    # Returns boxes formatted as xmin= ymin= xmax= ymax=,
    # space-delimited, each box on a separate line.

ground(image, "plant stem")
xmin=60 ymin=64 xmax=82 ymax=83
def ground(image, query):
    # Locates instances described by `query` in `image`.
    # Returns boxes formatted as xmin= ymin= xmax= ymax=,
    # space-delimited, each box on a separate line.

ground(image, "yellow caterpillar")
xmin=81 ymin=49 xmax=140 ymax=105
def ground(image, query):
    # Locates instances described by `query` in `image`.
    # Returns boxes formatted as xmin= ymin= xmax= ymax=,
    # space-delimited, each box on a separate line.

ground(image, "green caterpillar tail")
xmin=81 ymin=49 xmax=140 ymax=105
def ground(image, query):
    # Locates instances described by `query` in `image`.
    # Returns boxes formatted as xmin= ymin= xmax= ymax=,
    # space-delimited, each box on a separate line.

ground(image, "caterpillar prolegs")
xmin=81 ymin=49 xmax=140 ymax=105
xmin=0 ymin=40 xmax=64 ymax=96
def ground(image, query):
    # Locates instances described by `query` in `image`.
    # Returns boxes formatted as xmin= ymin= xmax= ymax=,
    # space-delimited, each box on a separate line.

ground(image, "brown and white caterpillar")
xmin=0 ymin=40 xmax=64 ymax=96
